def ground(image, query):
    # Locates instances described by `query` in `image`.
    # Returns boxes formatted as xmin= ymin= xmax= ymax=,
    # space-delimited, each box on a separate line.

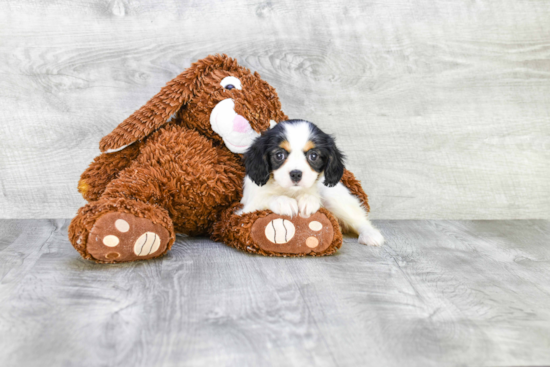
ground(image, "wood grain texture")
xmin=1 ymin=0 xmax=549 ymax=219
xmin=1 ymin=219 xmax=550 ymax=366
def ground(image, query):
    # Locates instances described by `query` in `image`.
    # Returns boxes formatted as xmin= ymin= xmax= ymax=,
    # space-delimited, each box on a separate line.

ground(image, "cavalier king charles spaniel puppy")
xmin=240 ymin=119 xmax=384 ymax=246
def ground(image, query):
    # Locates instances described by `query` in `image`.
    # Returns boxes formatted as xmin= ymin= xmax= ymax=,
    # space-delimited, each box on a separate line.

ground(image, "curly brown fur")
xmin=100 ymin=126 xmax=245 ymax=236
xmin=78 ymin=142 xmax=142 ymax=201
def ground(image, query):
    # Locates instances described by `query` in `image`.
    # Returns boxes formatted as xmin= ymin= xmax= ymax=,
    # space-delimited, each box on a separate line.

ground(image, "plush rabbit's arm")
xmin=340 ymin=169 xmax=370 ymax=212
xmin=78 ymin=142 xmax=141 ymax=201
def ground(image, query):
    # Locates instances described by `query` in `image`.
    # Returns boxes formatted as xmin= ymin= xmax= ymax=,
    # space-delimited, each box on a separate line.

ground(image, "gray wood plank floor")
xmin=1 ymin=219 xmax=549 ymax=367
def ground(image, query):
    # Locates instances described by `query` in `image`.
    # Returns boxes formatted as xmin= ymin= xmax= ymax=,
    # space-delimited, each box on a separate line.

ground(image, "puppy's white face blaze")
xmin=209 ymin=76 xmax=260 ymax=154
xmin=273 ymin=122 xmax=320 ymax=189
xmin=242 ymin=120 xmax=346 ymax=218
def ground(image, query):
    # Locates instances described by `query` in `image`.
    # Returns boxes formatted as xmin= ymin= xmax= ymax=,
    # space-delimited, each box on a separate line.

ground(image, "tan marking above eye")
xmin=303 ymin=141 xmax=316 ymax=152
xmin=279 ymin=141 xmax=291 ymax=151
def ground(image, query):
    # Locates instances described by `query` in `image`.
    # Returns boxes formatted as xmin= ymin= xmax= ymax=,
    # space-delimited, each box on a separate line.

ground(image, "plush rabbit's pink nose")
xmin=232 ymin=115 xmax=251 ymax=133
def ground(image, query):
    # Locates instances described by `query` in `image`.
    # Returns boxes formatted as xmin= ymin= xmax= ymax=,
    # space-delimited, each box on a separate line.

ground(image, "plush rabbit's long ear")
xmin=99 ymin=72 xmax=194 ymax=152
xmin=99 ymin=54 xmax=237 ymax=153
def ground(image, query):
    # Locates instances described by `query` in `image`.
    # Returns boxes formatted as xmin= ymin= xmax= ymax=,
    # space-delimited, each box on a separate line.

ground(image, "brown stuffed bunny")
xmin=68 ymin=54 xmax=370 ymax=263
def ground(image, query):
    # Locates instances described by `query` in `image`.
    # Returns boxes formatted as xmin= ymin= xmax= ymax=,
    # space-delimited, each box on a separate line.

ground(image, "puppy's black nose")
xmin=289 ymin=170 xmax=302 ymax=183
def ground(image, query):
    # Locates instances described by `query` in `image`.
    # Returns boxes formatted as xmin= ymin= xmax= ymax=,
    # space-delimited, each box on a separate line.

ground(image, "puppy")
xmin=241 ymin=119 xmax=384 ymax=246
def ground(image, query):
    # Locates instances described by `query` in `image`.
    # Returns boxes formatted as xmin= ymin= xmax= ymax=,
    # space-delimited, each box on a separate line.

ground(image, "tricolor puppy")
xmin=241 ymin=119 xmax=384 ymax=246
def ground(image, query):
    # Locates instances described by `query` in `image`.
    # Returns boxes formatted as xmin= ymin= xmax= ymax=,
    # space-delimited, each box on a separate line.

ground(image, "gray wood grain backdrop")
xmin=1 ymin=0 xmax=549 ymax=219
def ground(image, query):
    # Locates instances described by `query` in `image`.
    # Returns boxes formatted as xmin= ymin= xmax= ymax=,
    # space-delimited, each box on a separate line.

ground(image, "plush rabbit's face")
xmin=179 ymin=67 xmax=287 ymax=154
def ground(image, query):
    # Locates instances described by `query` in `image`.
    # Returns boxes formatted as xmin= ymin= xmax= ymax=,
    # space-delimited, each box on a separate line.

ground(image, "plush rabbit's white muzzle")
xmin=210 ymin=98 xmax=260 ymax=154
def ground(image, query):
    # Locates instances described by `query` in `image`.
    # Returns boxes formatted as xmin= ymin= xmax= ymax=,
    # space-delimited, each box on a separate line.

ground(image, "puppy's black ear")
xmin=323 ymin=136 xmax=345 ymax=187
xmin=244 ymin=136 xmax=271 ymax=186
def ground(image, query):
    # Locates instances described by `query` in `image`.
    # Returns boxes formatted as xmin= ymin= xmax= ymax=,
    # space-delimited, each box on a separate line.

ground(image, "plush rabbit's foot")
xmin=70 ymin=192 xmax=174 ymax=263
xmin=250 ymin=210 xmax=339 ymax=255
xmin=87 ymin=212 xmax=171 ymax=262
xmin=212 ymin=205 xmax=343 ymax=257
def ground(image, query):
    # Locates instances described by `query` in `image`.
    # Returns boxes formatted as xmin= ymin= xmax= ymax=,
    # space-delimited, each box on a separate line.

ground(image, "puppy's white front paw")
xmin=269 ymin=196 xmax=299 ymax=217
xmin=297 ymin=194 xmax=321 ymax=216
xmin=358 ymin=225 xmax=384 ymax=246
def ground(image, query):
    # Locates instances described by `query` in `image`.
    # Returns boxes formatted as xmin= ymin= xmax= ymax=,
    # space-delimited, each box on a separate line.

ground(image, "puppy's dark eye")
xmin=225 ymin=84 xmax=235 ymax=90
xmin=275 ymin=152 xmax=287 ymax=161
xmin=308 ymin=152 xmax=318 ymax=161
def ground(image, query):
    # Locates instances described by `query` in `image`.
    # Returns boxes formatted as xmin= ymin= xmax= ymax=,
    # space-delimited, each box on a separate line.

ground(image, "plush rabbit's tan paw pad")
xmin=87 ymin=212 xmax=169 ymax=262
xmin=251 ymin=212 xmax=334 ymax=255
